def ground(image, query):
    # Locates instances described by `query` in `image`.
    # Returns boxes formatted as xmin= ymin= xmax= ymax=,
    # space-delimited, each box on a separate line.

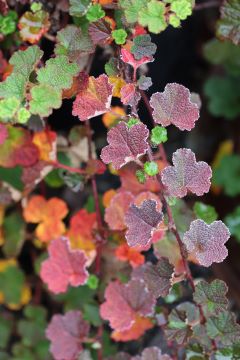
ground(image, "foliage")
xmin=0 ymin=1 xmax=239 ymax=359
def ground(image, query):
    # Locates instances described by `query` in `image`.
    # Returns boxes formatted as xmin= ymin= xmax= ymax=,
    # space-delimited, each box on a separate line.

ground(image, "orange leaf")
xmin=115 ymin=243 xmax=144 ymax=268
xmin=32 ymin=130 xmax=56 ymax=162
xmin=112 ymin=316 xmax=153 ymax=342
xmin=102 ymin=106 xmax=126 ymax=128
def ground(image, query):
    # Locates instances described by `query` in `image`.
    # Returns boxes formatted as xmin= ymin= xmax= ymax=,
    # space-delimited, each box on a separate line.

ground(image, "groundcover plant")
xmin=0 ymin=0 xmax=240 ymax=359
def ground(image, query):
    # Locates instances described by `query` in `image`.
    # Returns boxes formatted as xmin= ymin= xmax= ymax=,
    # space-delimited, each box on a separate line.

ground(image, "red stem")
xmin=50 ymin=160 xmax=87 ymax=175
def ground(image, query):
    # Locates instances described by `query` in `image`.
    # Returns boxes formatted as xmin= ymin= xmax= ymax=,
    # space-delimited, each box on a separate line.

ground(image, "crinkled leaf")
xmin=119 ymin=0 xmax=148 ymax=23
xmin=101 ymin=121 xmax=149 ymax=169
xmin=183 ymin=219 xmax=230 ymax=267
xmin=150 ymin=83 xmax=200 ymax=130
xmin=40 ymin=237 xmax=88 ymax=294
xmin=134 ymin=347 xmax=172 ymax=360
xmin=137 ymin=75 xmax=152 ymax=91
xmin=125 ymin=199 xmax=163 ymax=247
xmin=225 ymin=206 xmax=240 ymax=242
xmin=206 ymin=311 xmax=240 ymax=346
xmin=161 ymin=148 xmax=212 ymax=198
xmin=112 ymin=29 xmax=127 ymax=45
xmin=86 ymin=4 xmax=105 ymax=22
xmin=217 ymin=0 xmax=240 ymax=45
xmin=105 ymin=190 xmax=134 ymax=230
xmin=121 ymin=48 xmax=153 ymax=70
xmin=72 ymin=74 xmax=113 ymax=121
xmin=89 ymin=18 xmax=112 ymax=45
xmin=131 ymin=35 xmax=157 ymax=60
xmin=120 ymin=83 xmax=141 ymax=107
xmin=18 ymin=9 xmax=50 ymax=44
xmin=0 ymin=97 xmax=20 ymax=122
xmin=46 ymin=310 xmax=90 ymax=360
xmin=69 ymin=0 xmax=90 ymax=17
xmin=139 ymin=0 xmax=167 ymax=34
xmin=170 ymin=0 xmax=192 ymax=21
xmin=151 ymin=126 xmax=167 ymax=145
xmin=100 ymin=278 xmax=155 ymax=331
xmin=132 ymin=257 xmax=174 ymax=298
xmin=29 ymin=84 xmax=62 ymax=117
xmin=37 ymin=55 xmax=79 ymax=91
xmin=194 ymin=279 xmax=228 ymax=316
xmin=204 ymin=76 xmax=240 ymax=120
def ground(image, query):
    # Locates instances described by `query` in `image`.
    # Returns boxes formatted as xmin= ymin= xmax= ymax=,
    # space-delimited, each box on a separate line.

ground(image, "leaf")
xmin=213 ymin=154 xmax=240 ymax=196
xmin=23 ymin=195 xmax=68 ymax=242
xmin=217 ymin=0 xmax=240 ymax=45
xmin=193 ymin=279 xmax=228 ymax=316
xmin=0 ymin=126 xmax=39 ymax=168
xmin=135 ymin=347 xmax=172 ymax=360
xmin=225 ymin=206 xmax=240 ymax=242
xmin=132 ymin=257 xmax=174 ymax=298
xmin=0 ymin=265 xmax=25 ymax=304
xmin=69 ymin=0 xmax=90 ymax=17
xmin=55 ymin=25 xmax=94 ymax=65
xmin=100 ymin=121 xmax=149 ymax=169
xmin=137 ymin=75 xmax=153 ymax=91
xmin=120 ymin=83 xmax=141 ymax=107
xmin=37 ymin=55 xmax=79 ymax=91
xmin=2 ymin=212 xmax=25 ymax=258
xmin=86 ymin=4 xmax=105 ymax=22
xmin=150 ymin=126 xmax=167 ymax=145
xmin=0 ymin=124 xmax=7 ymax=144
xmin=138 ymin=0 xmax=167 ymax=34
xmin=119 ymin=0 xmax=148 ymax=23
xmin=100 ymin=278 xmax=155 ymax=331
xmin=161 ymin=148 xmax=212 ymax=198
xmin=170 ymin=0 xmax=192 ymax=21
xmin=206 ymin=311 xmax=240 ymax=346
xmin=0 ymin=316 xmax=13 ymax=349
xmin=150 ymin=83 xmax=200 ymax=131
xmin=125 ymin=199 xmax=163 ymax=247
xmin=112 ymin=316 xmax=153 ymax=342
xmin=18 ymin=9 xmax=50 ymax=44
xmin=105 ymin=190 xmax=134 ymax=230
xmin=193 ymin=202 xmax=218 ymax=224
xmin=0 ymin=46 xmax=43 ymax=100
xmin=112 ymin=29 xmax=128 ymax=45
xmin=46 ymin=310 xmax=90 ymax=360
xmin=183 ymin=219 xmax=230 ymax=267
xmin=131 ymin=34 xmax=157 ymax=60
xmin=204 ymin=76 xmax=240 ymax=120
xmin=72 ymin=74 xmax=113 ymax=121
xmin=115 ymin=244 xmax=144 ymax=268
xmin=89 ymin=18 xmax=113 ymax=45
xmin=40 ymin=237 xmax=89 ymax=294
xmin=0 ymin=97 xmax=20 ymax=122
xmin=29 ymin=84 xmax=62 ymax=117
xmin=121 ymin=48 xmax=153 ymax=70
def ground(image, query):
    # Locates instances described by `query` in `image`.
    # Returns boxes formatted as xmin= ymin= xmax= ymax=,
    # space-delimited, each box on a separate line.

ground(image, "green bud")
xmin=144 ymin=161 xmax=159 ymax=176
xmin=151 ymin=126 xmax=168 ymax=145
xmin=136 ymin=169 xmax=146 ymax=184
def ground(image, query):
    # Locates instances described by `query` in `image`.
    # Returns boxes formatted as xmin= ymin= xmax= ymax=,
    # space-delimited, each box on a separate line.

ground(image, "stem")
xmin=50 ymin=160 xmax=87 ymax=175
xmin=43 ymin=33 xmax=56 ymax=42
xmin=194 ymin=0 xmax=220 ymax=10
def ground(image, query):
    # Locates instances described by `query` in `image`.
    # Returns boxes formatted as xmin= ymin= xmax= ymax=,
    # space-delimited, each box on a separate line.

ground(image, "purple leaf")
xmin=161 ymin=148 xmax=212 ymax=197
xmin=150 ymin=83 xmax=200 ymax=131
xmin=183 ymin=219 xmax=230 ymax=267
xmin=100 ymin=121 xmax=149 ymax=170
xmin=132 ymin=347 xmax=173 ymax=360
xmin=46 ymin=310 xmax=90 ymax=360
xmin=125 ymin=199 xmax=163 ymax=247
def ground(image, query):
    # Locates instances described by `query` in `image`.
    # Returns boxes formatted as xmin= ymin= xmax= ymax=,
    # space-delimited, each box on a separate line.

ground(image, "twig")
xmin=50 ymin=160 xmax=87 ymax=175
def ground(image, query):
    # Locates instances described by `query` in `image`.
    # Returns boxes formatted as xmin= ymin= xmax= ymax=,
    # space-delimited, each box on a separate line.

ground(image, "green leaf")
xmin=105 ymin=58 xmax=119 ymax=77
xmin=225 ymin=206 xmax=240 ymax=242
xmin=2 ymin=212 xmax=25 ymax=258
xmin=112 ymin=29 xmax=127 ymax=45
xmin=55 ymin=286 xmax=96 ymax=311
xmin=169 ymin=14 xmax=181 ymax=28
xmin=136 ymin=169 xmax=146 ymax=184
xmin=0 ymin=316 xmax=13 ymax=349
xmin=193 ymin=201 xmax=218 ymax=224
xmin=37 ymin=55 xmax=79 ymax=91
xmin=0 ymin=10 xmax=17 ymax=35
xmin=214 ymin=345 xmax=240 ymax=360
xmin=144 ymin=161 xmax=159 ymax=176
xmin=204 ymin=76 xmax=240 ymax=120
xmin=0 ymin=266 xmax=25 ymax=304
xmin=217 ymin=0 xmax=240 ymax=45
xmin=139 ymin=0 xmax=167 ymax=34
xmin=83 ymin=303 xmax=102 ymax=326
xmin=0 ymin=74 xmax=26 ymax=101
xmin=86 ymin=4 xmax=105 ymax=23
xmin=119 ymin=0 xmax=148 ymax=23
xmin=0 ymin=166 xmax=23 ymax=191
xmin=69 ymin=0 xmax=90 ymax=17
xmin=206 ymin=311 xmax=240 ymax=346
xmin=29 ymin=84 xmax=62 ymax=117
xmin=131 ymin=34 xmax=157 ymax=60
xmin=170 ymin=0 xmax=192 ymax=20
xmin=17 ymin=108 xmax=31 ymax=124
xmin=203 ymin=38 xmax=240 ymax=76
xmin=87 ymin=274 xmax=99 ymax=290
xmin=0 ymin=98 xmax=20 ymax=122
xmin=213 ymin=154 xmax=240 ymax=196
xmin=127 ymin=117 xmax=139 ymax=128
xmin=31 ymin=2 xmax=42 ymax=13
xmin=151 ymin=125 xmax=168 ymax=144
xmin=193 ymin=279 xmax=228 ymax=316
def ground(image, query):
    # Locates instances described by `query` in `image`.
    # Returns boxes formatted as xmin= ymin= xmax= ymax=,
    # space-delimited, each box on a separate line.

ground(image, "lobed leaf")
xmin=183 ymin=219 xmax=230 ymax=267
xmin=101 ymin=121 xmax=149 ymax=169
xmin=133 ymin=347 xmax=172 ymax=360
xmin=46 ymin=310 xmax=90 ymax=360
xmin=119 ymin=0 xmax=148 ymax=24
xmin=217 ymin=0 xmax=240 ymax=45
xmin=161 ymin=148 xmax=212 ymax=198
xmin=150 ymin=83 xmax=200 ymax=130
xmin=121 ymin=48 xmax=153 ymax=70
xmin=206 ymin=311 xmax=240 ymax=346
xmin=131 ymin=34 xmax=157 ymax=60
xmin=105 ymin=190 xmax=134 ymax=230
xmin=125 ymin=199 xmax=163 ymax=247
xmin=138 ymin=0 xmax=167 ymax=34
xmin=29 ymin=84 xmax=62 ymax=117
xmin=18 ymin=9 xmax=50 ymax=44
xmin=40 ymin=237 xmax=89 ymax=294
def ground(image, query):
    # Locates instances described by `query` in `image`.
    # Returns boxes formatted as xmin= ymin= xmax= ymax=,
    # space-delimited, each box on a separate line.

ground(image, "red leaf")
xmin=100 ymin=278 xmax=155 ymax=332
xmin=101 ymin=121 xmax=149 ymax=169
xmin=40 ymin=237 xmax=88 ymax=293
xmin=121 ymin=48 xmax=153 ymax=71
xmin=183 ymin=219 xmax=230 ymax=267
xmin=46 ymin=310 xmax=90 ymax=360
xmin=0 ymin=124 xmax=7 ymax=145
xmin=120 ymin=83 xmax=141 ymax=107
xmin=72 ymin=74 xmax=113 ymax=121
xmin=150 ymin=83 xmax=200 ymax=131
xmin=125 ymin=200 xmax=163 ymax=247
xmin=105 ymin=190 xmax=134 ymax=230
xmin=115 ymin=244 xmax=144 ymax=268
xmin=89 ymin=18 xmax=112 ymax=45
xmin=161 ymin=148 xmax=212 ymax=197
